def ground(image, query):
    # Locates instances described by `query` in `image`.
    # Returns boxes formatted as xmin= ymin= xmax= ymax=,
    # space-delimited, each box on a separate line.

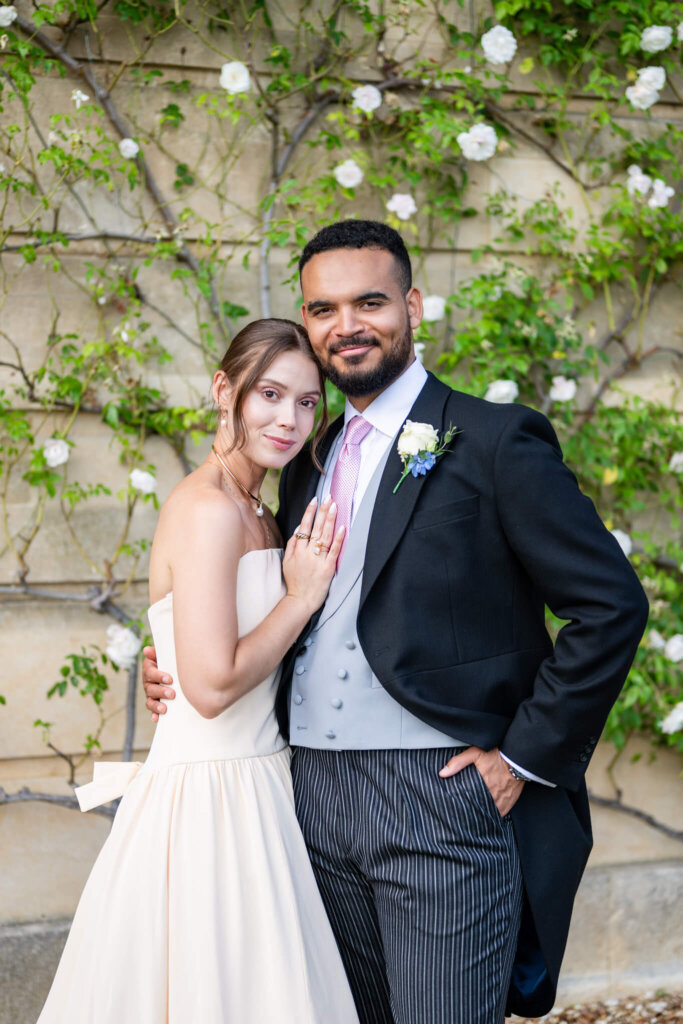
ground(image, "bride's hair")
xmin=219 ymin=318 xmax=329 ymax=469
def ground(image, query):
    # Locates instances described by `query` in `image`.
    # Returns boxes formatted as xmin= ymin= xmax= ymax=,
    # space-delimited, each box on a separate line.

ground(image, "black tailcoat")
xmin=275 ymin=372 xmax=648 ymax=1017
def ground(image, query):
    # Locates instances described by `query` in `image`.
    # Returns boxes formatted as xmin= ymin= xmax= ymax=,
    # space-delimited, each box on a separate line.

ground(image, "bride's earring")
xmin=219 ymin=408 xmax=227 ymax=427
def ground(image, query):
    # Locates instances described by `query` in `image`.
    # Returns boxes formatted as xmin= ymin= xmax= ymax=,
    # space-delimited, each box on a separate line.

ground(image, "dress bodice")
xmin=145 ymin=547 xmax=286 ymax=768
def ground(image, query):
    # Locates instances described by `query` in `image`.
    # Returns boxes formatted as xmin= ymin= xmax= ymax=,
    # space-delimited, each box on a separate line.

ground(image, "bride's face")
xmin=233 ymin=350 xmax=322 ymax=470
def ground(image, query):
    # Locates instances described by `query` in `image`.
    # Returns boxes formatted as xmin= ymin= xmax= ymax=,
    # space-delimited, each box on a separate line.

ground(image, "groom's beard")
xmin=322 ymin=319 xmax=413 ymax=398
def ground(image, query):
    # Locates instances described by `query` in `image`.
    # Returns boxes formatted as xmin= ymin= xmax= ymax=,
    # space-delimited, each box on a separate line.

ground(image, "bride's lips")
xmin=265 ymin=434 xmax=296 ymax=451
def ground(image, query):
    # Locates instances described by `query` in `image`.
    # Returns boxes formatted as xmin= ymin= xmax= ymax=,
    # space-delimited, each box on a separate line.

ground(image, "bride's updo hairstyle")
xmin=219 ymin=318 xmax=329 ymax=469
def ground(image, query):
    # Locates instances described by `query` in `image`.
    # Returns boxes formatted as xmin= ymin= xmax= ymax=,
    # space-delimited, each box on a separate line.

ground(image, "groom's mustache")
xmin=328 ymin=336 xmax=379 ymax=355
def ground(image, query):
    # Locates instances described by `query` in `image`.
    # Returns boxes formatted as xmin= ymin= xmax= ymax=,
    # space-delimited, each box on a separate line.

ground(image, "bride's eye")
xmin=262 ymin=389 xmax=278 ymax=400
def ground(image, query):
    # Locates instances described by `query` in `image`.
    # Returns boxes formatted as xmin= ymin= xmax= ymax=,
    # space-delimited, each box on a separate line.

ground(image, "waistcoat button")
xmin=325 ymin=730 xmax=336 ymax=740
xmin=293 ymin=694 xmax=303 ymax=705
xmin=345 ymin=640 xmax=356 ymax=650
xmin=331 ymin=698 xmax=343 ymax=709
xmin=295 ymin=665 xmax=305 ymax=675
xmin=337 ymin=669 xmax=348 ymax=679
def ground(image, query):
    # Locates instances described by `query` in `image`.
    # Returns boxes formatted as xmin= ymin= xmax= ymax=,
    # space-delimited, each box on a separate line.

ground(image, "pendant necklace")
xmin=211 ymin=445 xmax=265 ymax=518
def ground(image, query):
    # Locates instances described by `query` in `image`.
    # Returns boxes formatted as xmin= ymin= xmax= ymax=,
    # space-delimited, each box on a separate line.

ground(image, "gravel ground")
xmin=511 ymin=992 xmax=683 ymax=1023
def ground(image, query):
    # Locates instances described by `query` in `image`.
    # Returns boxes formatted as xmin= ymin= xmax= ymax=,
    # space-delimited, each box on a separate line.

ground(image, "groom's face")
xmin=300 ymin=248 xmax=423 ymax=402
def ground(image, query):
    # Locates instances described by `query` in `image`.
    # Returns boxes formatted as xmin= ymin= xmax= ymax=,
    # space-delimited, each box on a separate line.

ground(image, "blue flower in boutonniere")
xmin=393 ymin=420 xmax=459 ymax=494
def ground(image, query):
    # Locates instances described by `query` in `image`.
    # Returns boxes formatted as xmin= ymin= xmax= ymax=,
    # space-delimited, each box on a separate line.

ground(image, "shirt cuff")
xmin=500 ymin=753 xmax=557 ymax=788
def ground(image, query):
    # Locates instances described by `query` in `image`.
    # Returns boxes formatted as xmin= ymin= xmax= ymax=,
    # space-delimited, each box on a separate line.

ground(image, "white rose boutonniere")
xmin=394 ymin=420 xmax=459 ymax=494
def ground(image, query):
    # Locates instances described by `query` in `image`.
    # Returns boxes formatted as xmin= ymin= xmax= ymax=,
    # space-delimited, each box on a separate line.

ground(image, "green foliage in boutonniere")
xmin=393 ymin=420 xmax=459 ymax=494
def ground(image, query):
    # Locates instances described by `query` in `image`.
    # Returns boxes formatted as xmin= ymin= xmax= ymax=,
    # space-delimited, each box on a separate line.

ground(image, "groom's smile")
xmin=300 ymin=248 xmax=423 ymax=406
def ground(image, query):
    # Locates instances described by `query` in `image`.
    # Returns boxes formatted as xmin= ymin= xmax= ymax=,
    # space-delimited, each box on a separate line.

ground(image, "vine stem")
xmin=13 ymin=14 xmax=227 ymax=345
xmin=0 ymin=786 xmax=115 ymax=819
xmin=588 ymin=791 xmax=683 ymax=844
xmin=259 ymin=94 xmax=336 ymax=317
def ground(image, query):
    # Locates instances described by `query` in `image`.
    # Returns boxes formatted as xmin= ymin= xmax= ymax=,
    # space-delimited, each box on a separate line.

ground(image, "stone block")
xmin=0 ymin=919 xmax=69 ymax=1024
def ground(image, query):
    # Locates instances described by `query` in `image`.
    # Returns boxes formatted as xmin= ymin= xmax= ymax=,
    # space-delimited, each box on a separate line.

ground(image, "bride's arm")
xmin=171 ymin=494 xmax=342 ymax=719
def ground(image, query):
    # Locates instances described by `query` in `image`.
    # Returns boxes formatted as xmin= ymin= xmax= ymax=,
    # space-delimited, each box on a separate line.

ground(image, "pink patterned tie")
xmin=329 ymin=415 xmax=372 ymax=562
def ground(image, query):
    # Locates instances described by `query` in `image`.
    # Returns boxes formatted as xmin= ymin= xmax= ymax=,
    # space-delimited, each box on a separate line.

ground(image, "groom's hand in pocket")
xmin=439 ymin=746 xmax=524 ymax=817
xmin=142 ymin=646 xmax=176 ymax=722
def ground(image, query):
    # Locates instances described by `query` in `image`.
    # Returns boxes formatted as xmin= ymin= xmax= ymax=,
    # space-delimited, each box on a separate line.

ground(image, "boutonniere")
xmin=393 ymin=420 xmax=459 ymax=494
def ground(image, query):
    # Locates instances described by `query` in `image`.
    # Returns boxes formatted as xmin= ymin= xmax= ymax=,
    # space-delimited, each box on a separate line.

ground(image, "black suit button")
xmin=579 ymin=753 xmax=589 ymax=763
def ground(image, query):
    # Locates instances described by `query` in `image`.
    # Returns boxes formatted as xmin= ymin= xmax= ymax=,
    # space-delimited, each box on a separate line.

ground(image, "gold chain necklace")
xmin=211 ymin=445 xmax=265 ymax=517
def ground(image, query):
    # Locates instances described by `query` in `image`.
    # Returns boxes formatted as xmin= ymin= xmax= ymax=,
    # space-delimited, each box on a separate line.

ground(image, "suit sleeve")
xmin=494 ymin=407 xmax=649 ymax=790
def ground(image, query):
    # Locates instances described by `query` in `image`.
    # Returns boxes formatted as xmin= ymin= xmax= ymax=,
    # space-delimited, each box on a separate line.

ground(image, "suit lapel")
xmin=360 ymin=373 xmax=452 ymax=607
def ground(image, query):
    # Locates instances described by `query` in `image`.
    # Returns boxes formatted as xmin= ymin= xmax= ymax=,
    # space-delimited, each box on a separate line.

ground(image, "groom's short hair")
xmin=299 ymin=220 xmax=412 ymax=294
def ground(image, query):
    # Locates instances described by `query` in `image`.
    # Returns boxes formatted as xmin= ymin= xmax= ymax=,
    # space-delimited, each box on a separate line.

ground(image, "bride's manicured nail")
xmin=309 ymin=496 xmax=318 ymax=505
xmin=330 ymin=502 xmax=337 ymax=513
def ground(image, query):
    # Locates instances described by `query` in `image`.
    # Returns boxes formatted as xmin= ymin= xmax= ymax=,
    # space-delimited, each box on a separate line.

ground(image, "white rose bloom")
xmin=626 ymin=165 xmax=652 ymax=197
xmin=625 ymin=83 xmax=659 ymax=109
xmin=43 ymin=438 xmax=70 ymax=467
xmin=106 ymin=624 xmax=142 ymax=670
xmin=0 ymin=5 xmax=17 ymax=26
xmin=678 ymin=22 xmax=683 ymax=42
xmin=668 ymin=452 xmax=683 ymax=473
xmin=659 ymin=701 xmax=683 ymax=735
xmin=641 ymin=26 xmax=673 ymax=53
xmin=484 ymin=379 xmax=518 ymax=404
xmin=386 ymin=192 xmax=417 ymax=220
xmin=611 ymin=529 xmax=633 ymax=557
xmin=129 ymin=468 xmax=157 ymax=494
xmin=352 ymin=84 xmax=382 ymax=113
xmin=549 ymin=375 xmax=577 ymax=402
xmin=648 ymin=629 xmax=667 ymax=651
xmin=118 ymin=137 xmax=139 ymax=159
xmin=457 ymin=123 xmax=498 ymax=161
xmin=421 ymin=295 xmax=447 ymax=322
xmin=398 ymin=420 xmax=439 ymax=458
xmin=414 ymin=342 xmax=426 ymax=364
xmin=333 ymin=159 xmax=363 ymax=188
xmin=664 ymin=634 xmax=683 ymax=663
xmin=71 ymin=89 xmax=89 ymax=110
xmin=481 ymin=25 xmax=518 ymax=64
xmin=219 ymin=61 xmax=250 ymax=94
xmin=637 ymin=66 xmax=666 ymax=91
xmin=648 ymin=178 xmax=675 ymax=209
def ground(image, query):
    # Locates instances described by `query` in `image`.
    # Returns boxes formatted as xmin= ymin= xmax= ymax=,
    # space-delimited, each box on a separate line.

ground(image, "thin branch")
xmin=259 ymin=94 xmax=337 ymax=316
xmin=12 ymin=15 xmax=227 ymax=344
xmin=0 ymin=785 xmax=115 ymax=819
xmin=588 ymin=790 xmax=683 ymax=843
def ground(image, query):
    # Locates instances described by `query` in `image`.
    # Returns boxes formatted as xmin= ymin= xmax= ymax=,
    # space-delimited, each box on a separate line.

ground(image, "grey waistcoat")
xmin=289 ymin=444 xmax=460 ymax=751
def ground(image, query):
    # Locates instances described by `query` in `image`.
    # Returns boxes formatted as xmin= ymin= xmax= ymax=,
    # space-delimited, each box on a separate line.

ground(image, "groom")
xmin=144 ymin=220 xmax=648 ymax=1022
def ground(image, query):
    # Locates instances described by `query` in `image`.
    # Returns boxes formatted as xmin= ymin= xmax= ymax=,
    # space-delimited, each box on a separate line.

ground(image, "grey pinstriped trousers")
xmin=291 ymin=747 xmax=523 ymax=1024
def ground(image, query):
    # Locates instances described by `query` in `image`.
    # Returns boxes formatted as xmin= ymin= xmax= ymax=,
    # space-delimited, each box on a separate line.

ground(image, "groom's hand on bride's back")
xmin=142 ymin=646 xmax=176 ymax=722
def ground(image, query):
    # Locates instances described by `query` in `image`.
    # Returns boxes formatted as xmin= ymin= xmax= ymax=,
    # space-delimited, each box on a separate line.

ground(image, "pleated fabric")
xmin=291 ymin=746 xmax=523 ymax=1024
xmin=37 ymin=550 xmax=359 ymax=1024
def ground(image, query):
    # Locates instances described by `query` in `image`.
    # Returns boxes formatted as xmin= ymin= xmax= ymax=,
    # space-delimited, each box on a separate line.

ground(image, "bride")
xmin=37 ymin=318 xmax=359 ymax=1023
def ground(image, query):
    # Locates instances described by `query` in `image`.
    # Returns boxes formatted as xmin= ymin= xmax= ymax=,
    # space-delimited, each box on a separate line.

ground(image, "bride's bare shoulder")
xmin=157 ymin=467 xmax=242 ymax=537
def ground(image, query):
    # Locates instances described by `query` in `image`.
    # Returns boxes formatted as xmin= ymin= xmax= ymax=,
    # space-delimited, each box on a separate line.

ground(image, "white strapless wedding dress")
xmin=37 ymin=548 xmax=359 ymax=1023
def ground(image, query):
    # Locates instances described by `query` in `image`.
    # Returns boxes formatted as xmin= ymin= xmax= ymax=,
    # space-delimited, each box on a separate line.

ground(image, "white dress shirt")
xmin=320 ymin=358 xmax=554 ymax=787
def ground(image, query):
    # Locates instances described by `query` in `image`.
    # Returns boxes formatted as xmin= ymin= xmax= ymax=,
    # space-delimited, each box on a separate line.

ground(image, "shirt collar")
xmin=343 ymin=358 xmax=428 ymax=439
